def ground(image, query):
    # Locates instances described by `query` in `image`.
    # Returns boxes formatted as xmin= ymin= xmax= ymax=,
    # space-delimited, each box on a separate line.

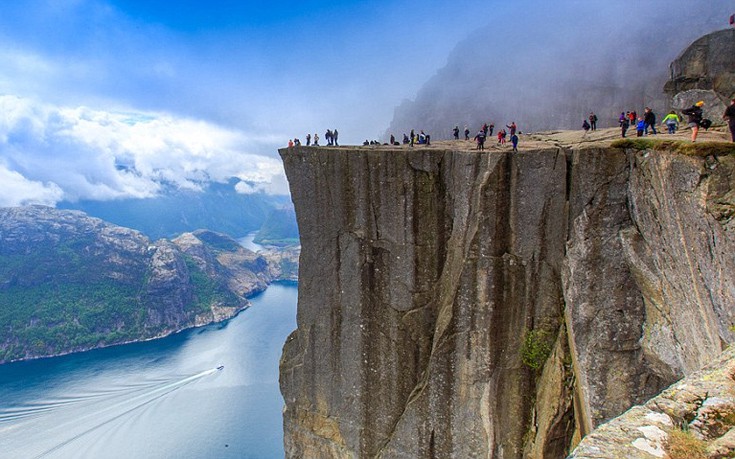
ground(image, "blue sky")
xmin=0 ymin=0 xmax=490 ymax=204
xmin=0 ymin=0 xmax=732 ymax=206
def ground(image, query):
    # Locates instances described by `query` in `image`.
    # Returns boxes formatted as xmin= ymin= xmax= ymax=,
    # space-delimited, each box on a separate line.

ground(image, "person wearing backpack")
xmin=681 ymin=101 xmax=704 ymax=142
xmin=589 ymin=112 xmax=598 ymax=130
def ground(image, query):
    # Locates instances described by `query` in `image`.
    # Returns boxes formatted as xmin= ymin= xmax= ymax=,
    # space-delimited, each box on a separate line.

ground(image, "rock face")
xmin=664 ymin=28 xmax=735 ymax=120
xmin=0 ymin=206 xmax=273 ymax=363
xmin=279 ymin=139 xmax=735 ymax=458
xmin=570 ymin=346 xmax=735 ymax=459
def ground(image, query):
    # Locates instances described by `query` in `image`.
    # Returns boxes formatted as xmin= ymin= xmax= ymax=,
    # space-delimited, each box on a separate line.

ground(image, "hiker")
xmin=325 ymin=129 xmax=333 ymax=146
xmin=306 ymin=133 xmax=311 ymax=146
xmin=506 ymin=122 xmax=517 ymax=137
xmin=453 ymin=126 xmax=460 ymax=140
xmin=313 ymin=133 xmax=319 ymax=146
xmin=498 ymin=129 xmax=507 ymax=144
xmin=661 ymin=111 xmax=680 ymax=134
xmin=636 ymin=118 xmax=645 ymax=137
xmin=589 ymin=112 xmax=598 ymax=130
xmin=288 ymin=139 xmax=294 ymax=148
xmin=511 ymin=133 xmax=519 ymax=152
xmin=582 ymin=119 xmax=591 ymax=132
xmin=724 ymin=98 xmax=735 ymax=142
xmin=390 ymin=134 xmax=396 ymax=145
xmin=482 ymin=123 xmax=488 ymax=136
xmin=333 ymin=129 xmax=339 ymax=146
xmin=681 ymin=101 xmax=704 ymax=142
xmin=403 ymin=133 xmax=409 ymax=144
xmin=464 ymin=126 xmax=470 ymax=140
xmin=629 ymin=111 xmax=637 ymax=127
xmin=294 ymin=138 xmax=301 ymax=146
xmin=643 ymin=108 xmax=657 ymax=135
xmin=620 ymin=116 xmax=630 ymax=138
xmin=488 ymin=124 xmax=495 ymax=136
xmin=474 ymin=130 xmax=486 ymax=150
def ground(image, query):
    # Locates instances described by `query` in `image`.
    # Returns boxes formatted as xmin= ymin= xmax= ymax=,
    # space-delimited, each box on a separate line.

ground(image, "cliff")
xmin=278 ymin=130 xmax=735 ymax=458
xmin=0 ymin=207 xmax=273 ymax=363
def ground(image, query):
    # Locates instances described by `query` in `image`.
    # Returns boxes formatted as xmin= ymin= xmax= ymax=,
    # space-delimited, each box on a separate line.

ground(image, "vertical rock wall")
xmin=279 ymin=145 xmax=735 ymax=458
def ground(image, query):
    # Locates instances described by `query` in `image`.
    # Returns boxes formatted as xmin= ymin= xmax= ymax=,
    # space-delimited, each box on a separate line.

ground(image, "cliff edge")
xmin=279 ymin=130 xmax=735 ymax=458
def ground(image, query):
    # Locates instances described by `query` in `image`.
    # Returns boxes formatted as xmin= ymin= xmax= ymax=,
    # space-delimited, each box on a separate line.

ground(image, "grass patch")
xmin=611 ymin=138 xmax=735 ymax=157
xmin=520 ymin=329 xmax=554 ymax=371
xmin=666 ymin=429 xmax=707 ymax=459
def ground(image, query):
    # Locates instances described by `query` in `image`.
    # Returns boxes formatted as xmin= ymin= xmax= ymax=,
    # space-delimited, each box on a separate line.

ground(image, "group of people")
xmin=616 ymin=107 xmax=660 ymax=138
xmin=469 ymin=121 xmax=519 ymax=151
xmin=287 ymin=129 xmax=340 ymax=148
xmin=288 ymin=98 xmax=735 ymax=149
xmin=611 ymin=99 xmax=735 ymax=143
xmin=582 ymin=112 xmax=598 ymax=132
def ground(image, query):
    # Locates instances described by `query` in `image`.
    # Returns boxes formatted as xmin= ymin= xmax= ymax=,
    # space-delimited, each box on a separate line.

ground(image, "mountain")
xmin=59 ymin=180 xmax=291 ymax=240
xmin=0 ymin=206 xmax=274 ymax=363
xmin=385 ymin=3 xmax=729 ymax=139
xmin=254 ymin=206 xmax=300 ymax=247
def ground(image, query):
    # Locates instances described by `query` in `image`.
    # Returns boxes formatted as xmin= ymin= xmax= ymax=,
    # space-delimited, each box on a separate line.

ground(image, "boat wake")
xmin=0 ymin=367 xmax=222 ymax=459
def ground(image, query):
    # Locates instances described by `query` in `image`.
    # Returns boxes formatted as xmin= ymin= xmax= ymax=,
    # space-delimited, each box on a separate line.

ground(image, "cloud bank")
xmin=0 ymin=95 xmax=287 ymax=206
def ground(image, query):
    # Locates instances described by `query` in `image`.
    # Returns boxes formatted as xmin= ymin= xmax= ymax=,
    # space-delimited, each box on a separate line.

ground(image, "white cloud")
xmin=0 ymin=163 xmax=63 ymax=207
xmin=0 ymin=95 xmax=288 ymax=206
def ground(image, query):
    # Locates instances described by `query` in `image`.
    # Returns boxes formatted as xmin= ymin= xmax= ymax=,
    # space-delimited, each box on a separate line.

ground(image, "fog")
xmin=387 ymin=1 xmax=733 ymax=139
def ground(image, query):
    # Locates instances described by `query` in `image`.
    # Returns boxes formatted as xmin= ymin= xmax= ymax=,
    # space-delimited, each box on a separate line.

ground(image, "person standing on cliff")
xmin=474 ymin=130 xmax=486 ymax=150
xmin=589 ymin=112 xmax=598 ymax=130
xmin=661 ymin=111 xmax=680 ymax=134
xmin=488 ymin=124 xmax=494 ymax=136
xmin=464 ymin=126 xmax=470 ymax=140
xmin=453 ymin=125 xmax=459 ymax=140
xmin=313 ymin=133 xmax=319 ymax=146
xmin=723 ymin=98 xmax=735 ymax=142
xmin=306 ymin=133 xmax=311 ymax=146
xmin=681 ymin=101 xmax=704 ymax=142
xmin=410 ymin=129 xmax=415 ymax=147
xmin=506 ymin=122 xmax=517 ymax=137
xmin=636 ymin=117 xmax=645 ymax=137
xmin=511 ymin=133 xmax=519 ymax=151
xmin=620 ymin=115 xmax=629 ymax=138
xmin=333 ymin=129 xmax=339 ymax=146
xmin=643 ymin=107 xmax=657 ymax=135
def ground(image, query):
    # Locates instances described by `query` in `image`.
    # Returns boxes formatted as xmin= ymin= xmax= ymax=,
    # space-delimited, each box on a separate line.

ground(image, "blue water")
xmin=0 ymin=282 xmax=297 ymax=459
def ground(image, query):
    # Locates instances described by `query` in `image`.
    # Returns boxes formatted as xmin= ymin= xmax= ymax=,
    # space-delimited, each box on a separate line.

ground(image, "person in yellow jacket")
xmin=661 ymin=111 xmax=681 ymax=134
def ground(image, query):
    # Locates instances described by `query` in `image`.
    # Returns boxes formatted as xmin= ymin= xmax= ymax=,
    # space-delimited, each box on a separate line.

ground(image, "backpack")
xmin=700 ymin=119 xmax=712 ymax=130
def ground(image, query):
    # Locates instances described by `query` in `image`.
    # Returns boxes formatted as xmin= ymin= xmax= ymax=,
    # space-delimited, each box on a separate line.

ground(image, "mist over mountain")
xmin=59 ymin=180 xmax=291 ymax=240
xmin=387 ymin=1 xmax=732 ymax=139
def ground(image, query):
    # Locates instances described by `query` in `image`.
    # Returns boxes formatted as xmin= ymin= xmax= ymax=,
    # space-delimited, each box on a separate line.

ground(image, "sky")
xmin=0 ymin=1 xmax=732 ymax=207
xmin=0 ymin=0 xmax=488 ymax=206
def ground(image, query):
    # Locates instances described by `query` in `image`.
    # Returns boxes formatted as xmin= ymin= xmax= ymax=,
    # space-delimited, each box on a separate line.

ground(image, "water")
xmin=0 ymin=282 xmax=297 ymax=459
